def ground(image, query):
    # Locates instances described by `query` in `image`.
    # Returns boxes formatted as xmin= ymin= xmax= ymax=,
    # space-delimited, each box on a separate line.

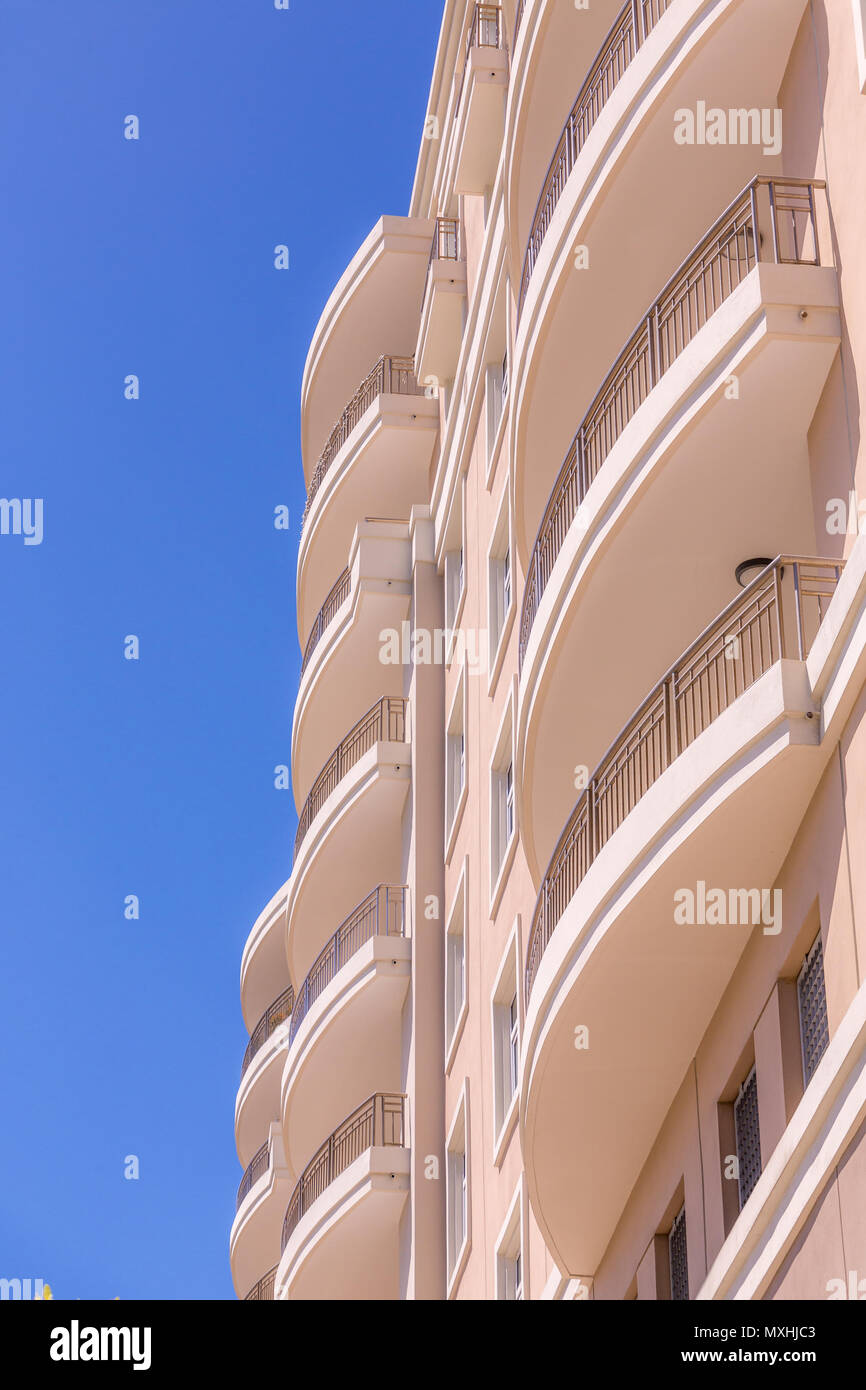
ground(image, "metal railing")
xmin=429 ymin=216 xmax=462 ymax=267
xmin=300 ymin=568 xmax=351 ymax=678
xmin=281 ymin=1094 xmax=407 ymax=1252
xmin=303 ymin=356 xmax=423 ymax=525
xmin=519 ymin=175 xmax=826 ymax=667
xmin=237 ymin=1141 xmax=270 ymax=1212
xmin=293 ymin=697 xmax=408 ymax=860
xmin=515 ymin=0 xmax=526 ymax=42
xmin=519 ymin=0 xmax=673 ymax=309
xmin=241 ymin=986 xmax=295 ymax=1079
xmin=524 ymin=557 xmax=843 ymax=1001
xmin=244 ymin=1267 xmax=277 ymax=1301
xmin=290 ymin=886 xmax=406 ymax=1041
xmin=455 ymin=6 xmax=504 ymax=118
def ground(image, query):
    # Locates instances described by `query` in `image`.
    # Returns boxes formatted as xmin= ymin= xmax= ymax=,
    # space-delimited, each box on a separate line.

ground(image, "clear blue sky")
xmin=0 ymin=0 xmax=440 ymax=1300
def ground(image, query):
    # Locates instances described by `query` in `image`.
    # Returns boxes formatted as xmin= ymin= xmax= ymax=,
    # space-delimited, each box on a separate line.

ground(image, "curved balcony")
xmin=243 ymin=1267 xmax=276 ymax=1301
xmin=282 ymin=886 xmax=409 ymax=1175
xmin=516 ymin=175 xmax=839 ymax=881
xmin=303 ymin=356 xmax=423 ymax=523
xmin=292 ymin=520 xmax=411 ymax=805
xmin=301 ymin=215 xmax=433 ymax=474
xmin=295 ymin=697 xmax=407 ymax=858
xmin=287 ymin=698 xmax=410 ymax=986
xmin=297 ymin=354 xmax=437 ymax=640
xmin=509 ymin=0 xmax=811 ymax=564
xmin=235 ymin=986 xmax=294 ymax=1167
xmin=236 ymin=1141 xmax=270 ymax=1212
xmin=300 ymin=568 xmax=350 ymax=680
xmin=239 ymin=879 xmax=292 ymax=1049
xmin=518 ymin=0 xmax=673 ymax=313
xmin=275 ymin=1094 xmax=409 ymax=1300
xmin=520 ymin=557 xmax=843 ymax=1276
xmin=230 ymin=1124 xmax=291 ymax=1300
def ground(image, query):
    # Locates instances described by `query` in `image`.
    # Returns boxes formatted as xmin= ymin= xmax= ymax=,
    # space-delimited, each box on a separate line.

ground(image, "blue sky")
xmin=0 ymin=0 xmax=440 ymax=1300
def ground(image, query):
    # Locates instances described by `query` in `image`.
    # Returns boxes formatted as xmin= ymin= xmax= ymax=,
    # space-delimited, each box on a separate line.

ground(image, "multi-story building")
xmin=231 ymin=0 xmax=866 ymax=1301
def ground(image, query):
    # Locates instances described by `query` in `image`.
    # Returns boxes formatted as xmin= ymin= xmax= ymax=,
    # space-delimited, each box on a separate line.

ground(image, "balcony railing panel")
xmin=518 ymin=177 xmax=828 ymax=669
xmin=303 ymin=357 xmax=423 ymax=525
xmin=281 ymin=1093 xmax=407 ymax=1252
xmin=290 ymin=885 xmax=406 ymax=1041
xmin=300 ymin=568 xmax=351 ymax=678
xmin=293 ymin=697 xmax=408 ymax=860
xmin=519 ymin=0 xmax=672 ymax=309
xmin=237 ymin=1141 xmax=270 ymax=1212
xmin=244 ymin=1267 xmax=277 ymax=1301
xmin=455 ymin=6 xmax=504 ymax=118
xmin=241 ymin=985 xmax=295 ymax=1079
xmin=524 ymin=557 xmax=843 ymax=1001
xmin=429 ymin=217 xmax=462 ymax=266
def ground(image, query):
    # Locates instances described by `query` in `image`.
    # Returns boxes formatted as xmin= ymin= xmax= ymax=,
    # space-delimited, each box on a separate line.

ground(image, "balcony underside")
xmin=292 ymin=555 xmax=411 ymax=804
xmin=415 ymin=258 xmax=468 ymax=388
xmin=230 ymin=1161 xmax=291 ymax=1301
xmin=521 ymin=659 xmax=828 ymax=1277
xmin=518 ymin=262 xmax=840 ymax=882
xmin=276 ymin=1149 xmax=410 ymax=1301
xmin=286 ymin=745 xmax=410 ymax=985
xmin=453 ymin=47 xmax=509 ymax=196
xmin=301 ymin=216 xmax=433 ymax=473
xmin=512 ymin=0 xmax=809 ymax=560
xmin=240 ymin=880 xmax=291 ymax=1040
xmin=235 ymin=1030 xmax=286 ymax=1169
xmin=297 ymin=394 xmax=438 ymax=641
xmin=281 ymin=937 xmax=410 ymax=1177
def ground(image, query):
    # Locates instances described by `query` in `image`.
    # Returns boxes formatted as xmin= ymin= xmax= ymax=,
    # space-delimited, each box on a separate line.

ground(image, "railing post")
xmin=665 ymin=674 xmax=678 ymax=765
xmin=773 ymin=561 xmax=785 ymax=660
xmin=767 ymin=179 xmax=780 ymax=265
xmin=792 ymin=562 xmax=805 ymax=661
xmin=649 ymin=308 xmax=660 ymax=388
xmin=809 ymin=182 xmax=821 ymax=267
xmin=632 ymin=0 xmax=645 ymax=47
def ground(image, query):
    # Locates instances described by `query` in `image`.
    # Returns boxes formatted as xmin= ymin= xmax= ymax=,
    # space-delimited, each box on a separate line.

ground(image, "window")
xmin=491 ymin=700 xmax=515 ymax=892
xmin=496 ymin=1192 xmax=524 ymax=1300
xmin=444 ymin=484 xmax=465 ymax=635
xmin=446 ymin=674 xmax=466 ymax=836
xmin=798 ymin=933 xmax=829 ymax=1085
xmin=447 ymin=1096 xmax=469 ymax=1280
xmin=734 ymin=1066 xmax=762 ymax=1209
xmin=492 ymin=935 xmax=520 ymax=1143
xmin=668 ymin=1206 xmax=688 ymax=1301
xmin=488 ymin=490 xmax=513 ymax=668
xmin=445 ymin=546 xmax=464 ymax=631
xmin=854 ymin=1 xmax=866 ymax=92
xmin=445 ymin=875 xmax=466 ymax=1051
xmin=486 ymin=358 xmax=507 ymax=461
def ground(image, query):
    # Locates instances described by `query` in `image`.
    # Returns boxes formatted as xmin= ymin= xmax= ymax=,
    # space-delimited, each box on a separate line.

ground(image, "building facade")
xmin=231 ymin=0 xmax=866 ymax=1301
